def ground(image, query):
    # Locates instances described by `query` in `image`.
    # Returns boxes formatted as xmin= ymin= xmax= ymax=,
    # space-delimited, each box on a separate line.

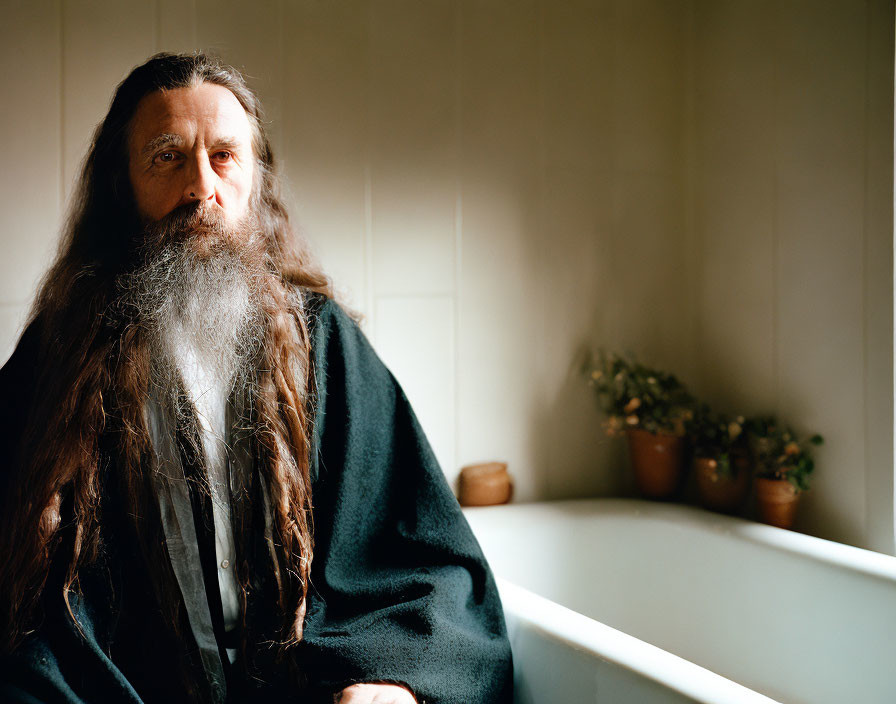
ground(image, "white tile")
xmin=158 ymin=0 xmax=198 ymax=54
xmin=281 ymin=0 xmax=369 ymax=315
xmin=458 ymin=0 xmax=543 ymax=501
xmin=609 ymin=173 xmax=690 ymax=375
xmin=692 ymin=0 xmax=777 ymax=412
xmin=62 ymin=0 xmax=156 ymax=204
xmin=862 ymin=0 xmax=895 ymax=555
xmin=373 ymin=296 xmax=456 ymax=483
xmin=369 ymin=0 xmax=457 ymax=296
xmin=612 ymin=0 xmax=685 ymax=176
xmin=774 ymin=0 xmax=867 ymax=545
xmin=539 ymin=0 xmax=630 ymax=499
xmin=0 ymin=0 xmax=61 ymax=304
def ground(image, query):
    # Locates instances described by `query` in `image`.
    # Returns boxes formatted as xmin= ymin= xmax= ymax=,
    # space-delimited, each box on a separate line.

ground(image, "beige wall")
xmin=1 ymin=0 xmax=892 ymax=552
xmin=688 ymin=0 xmax=894 ymax=553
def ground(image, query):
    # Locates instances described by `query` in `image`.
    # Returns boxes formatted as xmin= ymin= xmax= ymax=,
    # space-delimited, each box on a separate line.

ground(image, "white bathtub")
xmin=463 ymin=498 xmax=896 ymax=704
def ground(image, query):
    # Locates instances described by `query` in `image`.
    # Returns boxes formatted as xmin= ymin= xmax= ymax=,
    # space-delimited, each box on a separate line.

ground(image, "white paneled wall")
xmin=775 ymin=1 xmax=867 ymax=547
xmin=690 ymin=0 xmax=893 ymax=552
xmin=281 ymin=1 xmax=369 ymax=310
xmin=1 ymin=0 xmax=62 ymax=360
xmin=0 ymin=0 xmax=892 ymax=552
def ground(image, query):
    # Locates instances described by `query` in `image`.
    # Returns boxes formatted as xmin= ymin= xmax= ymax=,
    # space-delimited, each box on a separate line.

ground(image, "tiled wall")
xmin=688 ymin=0 xmax=894 ymax=552
xmin=1 ymin=0 xmax=892 ymax=551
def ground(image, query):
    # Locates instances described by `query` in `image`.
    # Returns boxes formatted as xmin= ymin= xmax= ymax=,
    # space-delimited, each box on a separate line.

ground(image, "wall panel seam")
xmin=153 ymin=0 xmax=160 ymax=53
xmin=536 ymin=0 xmax=547 ymax=495
xmin=771 ymin=1 xmax=781 ymax=416
xmin=683 ymin=0 xmax=699 ymax=394
xmin=453 ymin=0 xmax=464 ymax=476
xmin=861 ymin=0 xmax=872 ymax=549
xmin=364 ymin=0 xmax=374 ymax=334
xmin=58 ymin=0 xmax=65 ymax=215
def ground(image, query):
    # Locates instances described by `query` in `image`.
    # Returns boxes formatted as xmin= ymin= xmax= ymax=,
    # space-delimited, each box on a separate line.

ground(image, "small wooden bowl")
xmin=458 ymin=462 xmax=513 ymax=506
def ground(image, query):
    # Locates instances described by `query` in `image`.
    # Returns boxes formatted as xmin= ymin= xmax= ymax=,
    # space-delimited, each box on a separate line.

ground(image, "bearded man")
xmin=0 ymin=53 xmax=512 ymax=704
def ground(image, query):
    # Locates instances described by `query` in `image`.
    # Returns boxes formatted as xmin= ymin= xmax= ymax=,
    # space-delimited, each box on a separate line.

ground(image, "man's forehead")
xmin=129 ymin=83 xmax=254 ymax=152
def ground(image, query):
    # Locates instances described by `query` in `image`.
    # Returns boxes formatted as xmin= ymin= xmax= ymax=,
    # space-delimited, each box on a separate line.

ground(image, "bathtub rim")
xmin=497 ymin=577 xmax=782 ymax=704
xmin=465 ymin=497 xmax=896 ymax=584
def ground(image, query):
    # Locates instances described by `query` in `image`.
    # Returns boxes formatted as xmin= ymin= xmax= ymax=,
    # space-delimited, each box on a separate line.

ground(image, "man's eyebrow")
xmin=209 ymin=137 xmax=244 ymax=151
xmin=140 ymin=133 xmax=183 ymax=157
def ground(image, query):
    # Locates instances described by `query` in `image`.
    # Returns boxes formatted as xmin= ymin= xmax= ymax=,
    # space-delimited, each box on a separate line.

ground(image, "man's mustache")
xmin=146 ymin=202 xmax=227 ymax=238
xmin=134 ymin=202 xmax=245 ymax=262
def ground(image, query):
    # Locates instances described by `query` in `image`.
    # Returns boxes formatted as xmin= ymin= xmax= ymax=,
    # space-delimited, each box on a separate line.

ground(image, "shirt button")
xmin=221 ymin=559 xmax=230 ymax=569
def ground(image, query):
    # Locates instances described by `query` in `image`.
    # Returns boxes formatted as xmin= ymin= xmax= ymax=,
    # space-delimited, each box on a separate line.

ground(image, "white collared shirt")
xmin=173 ymin=345 xmax=241 ymax=644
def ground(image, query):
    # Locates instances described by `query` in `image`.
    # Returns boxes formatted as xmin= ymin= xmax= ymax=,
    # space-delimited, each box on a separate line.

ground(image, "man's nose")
xmin=184 ymin=152 xmax=216 ymax=203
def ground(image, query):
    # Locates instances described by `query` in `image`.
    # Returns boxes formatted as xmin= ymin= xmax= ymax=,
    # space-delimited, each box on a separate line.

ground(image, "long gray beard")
xmin=121 ymin=241 xmax=266 ymax=403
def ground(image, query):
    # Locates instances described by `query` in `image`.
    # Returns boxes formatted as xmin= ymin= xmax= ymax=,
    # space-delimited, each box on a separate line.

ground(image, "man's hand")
xmin=334 ymin=682 xmax=418 ymax=703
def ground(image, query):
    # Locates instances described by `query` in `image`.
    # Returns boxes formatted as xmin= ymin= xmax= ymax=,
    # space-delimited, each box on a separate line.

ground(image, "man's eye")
xmin=213 ymin=151 xmax=232 ymax=161
xmin=155 ymin=151 xmax=178 ymax=164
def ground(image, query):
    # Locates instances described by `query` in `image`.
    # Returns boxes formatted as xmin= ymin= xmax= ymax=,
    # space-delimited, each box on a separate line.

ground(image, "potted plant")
xmin=688 ymin=403 xmax=750 ymax=514
xmin=745 ymin=415 xmax=824 ymax=529
xmin=586 ymin=350 xmax=694 ymax=499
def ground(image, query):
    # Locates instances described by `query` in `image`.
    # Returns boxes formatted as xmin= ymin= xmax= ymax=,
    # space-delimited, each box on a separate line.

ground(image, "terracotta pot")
xmin=756 ymin=477 xmax=800 ymax=529
xmin=458 ymin=462 xmax=513 ymax=506
xmin=625 ymin=428 xmax=687 ymax=499
xmin=694 ymin=454 xmax=751 ymax=514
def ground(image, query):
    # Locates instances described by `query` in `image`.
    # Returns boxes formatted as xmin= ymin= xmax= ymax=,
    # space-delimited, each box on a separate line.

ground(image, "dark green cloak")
xmin=0 ymin=292 xmax=513 ymax=703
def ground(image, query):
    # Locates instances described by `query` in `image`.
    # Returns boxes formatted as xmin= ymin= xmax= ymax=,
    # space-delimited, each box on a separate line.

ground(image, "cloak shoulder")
xmin=297 ymin=293 xmax=512 ymax=703
xmin=0 ymin=317 xmax=42 ymax=499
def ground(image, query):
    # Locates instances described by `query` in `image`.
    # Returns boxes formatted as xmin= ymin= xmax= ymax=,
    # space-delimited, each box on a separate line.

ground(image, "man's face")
xmin=128 ymin=82 xmax=255 ymax=226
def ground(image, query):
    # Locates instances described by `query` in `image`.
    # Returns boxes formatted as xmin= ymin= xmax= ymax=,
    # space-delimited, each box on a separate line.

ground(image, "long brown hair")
xmin=0 ymin=53 xmax=334 ymax=667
